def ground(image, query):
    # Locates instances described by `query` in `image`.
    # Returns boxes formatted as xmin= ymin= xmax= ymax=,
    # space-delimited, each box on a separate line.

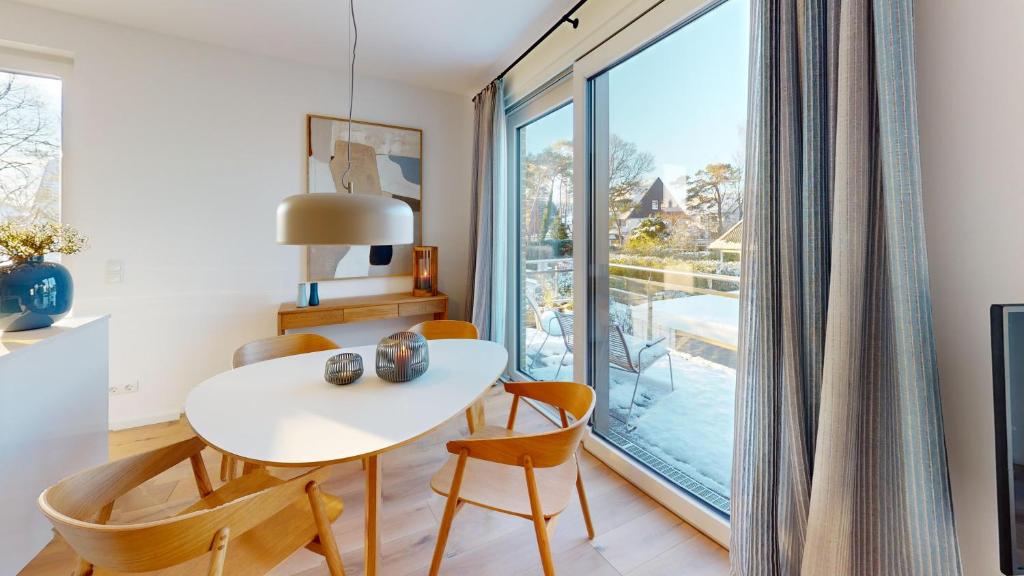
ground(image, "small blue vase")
xmin=0 ymin=256 xmax=74 ymax=332
xmin=308 ymin=282 xmax=320 ymax=306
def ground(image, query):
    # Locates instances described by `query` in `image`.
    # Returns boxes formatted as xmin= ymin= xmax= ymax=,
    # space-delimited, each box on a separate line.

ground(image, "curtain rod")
xmin=490 ymin=0 xmax=590 ymax=86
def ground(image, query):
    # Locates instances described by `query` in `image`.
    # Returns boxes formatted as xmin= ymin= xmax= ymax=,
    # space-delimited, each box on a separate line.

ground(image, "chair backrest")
xmin=232 ymin=333 xmax=339 ymax=368
xmin=38 ymin=437 xmax=330 ymax=573
xmin=554 ymin=310 xmax=574 ymax=353
xmin=446 ymin=381 xmax=595 ymax=468
xmin=608 ymin=323 xmax=638 ymax=373
xmin=409 ymin=320 xmax=478 ymax=340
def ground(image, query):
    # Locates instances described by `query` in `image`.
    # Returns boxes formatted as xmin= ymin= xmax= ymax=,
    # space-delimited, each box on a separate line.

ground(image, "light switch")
xmin=105 ymin=259 xmax=124 ymax=284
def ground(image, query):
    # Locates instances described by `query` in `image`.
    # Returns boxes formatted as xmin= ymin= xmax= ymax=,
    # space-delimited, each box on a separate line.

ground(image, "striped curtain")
xmin=731 ymin=0 xmax=962 ymax=574
xmin=466 ymin=79 xmax=507 ymax=342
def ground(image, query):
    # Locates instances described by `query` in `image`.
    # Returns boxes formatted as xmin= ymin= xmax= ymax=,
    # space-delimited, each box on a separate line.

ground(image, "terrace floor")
xmin=524 ymin=326 xmax=734 ymax=515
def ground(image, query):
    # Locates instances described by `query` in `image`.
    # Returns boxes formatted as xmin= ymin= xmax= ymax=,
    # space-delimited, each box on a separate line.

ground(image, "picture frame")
xmin=305 ymin=114 xmax=423 ymax=281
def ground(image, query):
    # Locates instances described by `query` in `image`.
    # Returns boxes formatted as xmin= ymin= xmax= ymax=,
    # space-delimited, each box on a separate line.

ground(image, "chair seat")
xmin=430 ymin=426 xmax=579 ymax=520
xmin=96 ymin=470 xmax=343 ymax=575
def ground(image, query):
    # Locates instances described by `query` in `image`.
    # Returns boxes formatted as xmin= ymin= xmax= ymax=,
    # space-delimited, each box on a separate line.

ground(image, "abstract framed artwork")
xmin=305 ymin=114 xmax=422 ymax=280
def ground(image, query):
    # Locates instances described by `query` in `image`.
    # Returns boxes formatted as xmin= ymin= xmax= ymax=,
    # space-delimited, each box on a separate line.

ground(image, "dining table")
xmin=184 ymin=338 xmax=508 ymax=576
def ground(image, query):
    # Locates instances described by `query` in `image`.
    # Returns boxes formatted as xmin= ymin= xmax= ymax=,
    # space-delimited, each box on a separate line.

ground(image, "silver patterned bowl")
xmin=324 ymin=352 xmax=364 ymax=385
xmin=375 ymin=332 xmax=429 ymax=382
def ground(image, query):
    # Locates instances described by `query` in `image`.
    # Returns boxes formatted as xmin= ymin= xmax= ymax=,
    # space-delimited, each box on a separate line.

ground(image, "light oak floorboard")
xmin=19 ymin=387 xmax=728 ymax=576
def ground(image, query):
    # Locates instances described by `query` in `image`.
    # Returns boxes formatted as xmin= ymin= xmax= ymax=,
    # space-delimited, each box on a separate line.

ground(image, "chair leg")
xmin=74 ymin=501 xmax=115 ymax=575
xmin=529 ymin=332 xmax=545 ymax=369
xmin=306 ymin=481 xmax=346 ymax=576
xmin=465 ymin=400 xmax=485 ymax=434
xmin=525 ymin=459 xmax=556 ymax=576
xmin=74 ymin=558 xmax=94 ymax=576
xmin=553 ymin=350 xmax=567 ymax=380
xmin=219 ymin=454 xmax=231 ymax=482
xmin=575 ymin=460 xmax=595 ymax=540
xmin=430 ymin=451 xmax=469 ymax=576
xmin=207 ymin=527 xmax=230 ymax=576
xmin=626 ymin=369 xmax=643 ymax=429
xmin=190 ymin=453 xmax=214 ymax=497
xmin=667 ymin=352 xmax=675 ymax=392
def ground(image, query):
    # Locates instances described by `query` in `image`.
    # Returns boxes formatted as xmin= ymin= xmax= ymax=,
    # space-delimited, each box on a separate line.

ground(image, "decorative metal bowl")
xmin=324 ymin=352 xmax=364 ymax=385
xmin=375 ymin=331 xmax=429 ymax=382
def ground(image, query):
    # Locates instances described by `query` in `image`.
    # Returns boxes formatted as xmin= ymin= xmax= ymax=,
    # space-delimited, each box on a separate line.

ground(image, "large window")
xmin=0 ymin=70 xmax=62 ymax=227
xmin=509 ymin=80 xmax=574 ymax=382
xmin=586 ymin=0 xmax=749 ymax=515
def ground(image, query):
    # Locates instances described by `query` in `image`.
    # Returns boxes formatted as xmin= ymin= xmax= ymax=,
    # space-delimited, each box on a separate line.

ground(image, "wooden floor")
xmin=19 ymin=387 xmax=728 ymax=576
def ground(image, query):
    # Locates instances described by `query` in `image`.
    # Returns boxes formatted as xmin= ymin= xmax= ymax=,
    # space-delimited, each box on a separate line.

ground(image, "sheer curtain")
xmin=465 ymin=79 xmax=507 ymax=344
xmin=731 ymin=0 xmax=962 ymax=574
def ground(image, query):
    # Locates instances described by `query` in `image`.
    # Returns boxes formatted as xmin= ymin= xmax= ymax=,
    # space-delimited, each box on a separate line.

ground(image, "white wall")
xmin=0 ymin=0 xmax=474 ymax=428
xmin=917 ymin=0 xmax=1024 ymax=574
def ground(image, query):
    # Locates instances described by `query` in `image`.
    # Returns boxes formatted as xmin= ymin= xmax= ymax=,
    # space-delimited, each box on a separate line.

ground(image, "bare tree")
xmin=608 ymin=134 xmax=655 ymax=245
xmin=0 ymin=73 xmax=60 ymax=223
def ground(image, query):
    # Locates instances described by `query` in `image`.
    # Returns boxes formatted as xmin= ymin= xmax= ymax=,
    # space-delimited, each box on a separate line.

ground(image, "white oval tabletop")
xmin=184 ymin=339 xmax=507 ymax=467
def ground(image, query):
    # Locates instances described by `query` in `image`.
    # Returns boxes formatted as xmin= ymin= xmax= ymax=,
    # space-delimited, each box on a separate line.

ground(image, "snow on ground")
xmin=523 ymin=326 xmax=735 ymax=501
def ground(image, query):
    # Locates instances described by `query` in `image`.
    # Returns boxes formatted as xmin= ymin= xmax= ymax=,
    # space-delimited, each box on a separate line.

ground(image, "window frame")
xmin=503 ymin=73 xmax=574 ymax=383
xmin=570 ymin=0 xmax=737 ymax=546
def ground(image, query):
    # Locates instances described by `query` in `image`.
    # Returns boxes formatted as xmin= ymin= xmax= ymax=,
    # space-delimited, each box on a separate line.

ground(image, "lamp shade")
xmin=276 ymin=193 xmax=414 ymax=245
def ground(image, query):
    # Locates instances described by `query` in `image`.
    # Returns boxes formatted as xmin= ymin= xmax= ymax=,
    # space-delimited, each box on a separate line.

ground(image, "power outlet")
xmin=109 ymin=380 xmax=141 ymax=395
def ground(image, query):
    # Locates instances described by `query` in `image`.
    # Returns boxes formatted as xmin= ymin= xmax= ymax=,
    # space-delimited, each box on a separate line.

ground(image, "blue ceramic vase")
xmin=0 ymin=256 xmax=74 ymax=332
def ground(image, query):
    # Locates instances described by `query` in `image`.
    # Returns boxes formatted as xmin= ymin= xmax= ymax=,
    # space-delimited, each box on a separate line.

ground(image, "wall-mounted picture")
xmin=306 ymin=114 xmax=422 ymax=280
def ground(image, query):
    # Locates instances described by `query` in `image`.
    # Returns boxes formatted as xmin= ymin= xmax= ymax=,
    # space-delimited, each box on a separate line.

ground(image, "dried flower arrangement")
xmin=0 ymin=220 xmax=88 ymax=265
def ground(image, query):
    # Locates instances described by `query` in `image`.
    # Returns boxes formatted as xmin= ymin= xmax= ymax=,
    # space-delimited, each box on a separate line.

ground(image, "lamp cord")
xmin=341 ymin=0 xmax=358 ymax=192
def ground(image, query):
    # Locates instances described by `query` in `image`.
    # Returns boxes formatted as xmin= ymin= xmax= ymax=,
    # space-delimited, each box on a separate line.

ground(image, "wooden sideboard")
xmin=277 ymin=292 xmax=448 ymax=335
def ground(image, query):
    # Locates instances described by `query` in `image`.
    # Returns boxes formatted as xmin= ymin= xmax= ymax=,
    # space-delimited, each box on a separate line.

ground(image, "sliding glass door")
xmin=507 ymin=78 xmax=575 ymax=382
xmin=583 ymin=0 xmax=749 ymax=516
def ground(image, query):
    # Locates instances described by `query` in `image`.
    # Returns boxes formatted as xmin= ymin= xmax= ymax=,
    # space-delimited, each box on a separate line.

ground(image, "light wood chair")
xmin=38 ymin=436 xmax=346 ymax=576
xmin=428 ymin=381 xmax=596 ymax=576
xmin=409 ymin=320 xmax=488 ymax=434
xmin=409 ymin=319 xmax=479 ymax=341
xmin=222 ymin=333 xmax=340 ymax=479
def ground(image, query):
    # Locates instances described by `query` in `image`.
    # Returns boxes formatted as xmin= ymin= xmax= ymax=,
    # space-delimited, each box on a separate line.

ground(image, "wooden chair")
xmin=428 ymin=381 xmax=596 ymax=576
xmin=409 ymin=320 xmax=488 ymax=434
xmin=38 ymin=436 xmax=346 ymax=576
xmin=222 ymin=333 xmax=340 ymax=479
xmin=409 ymin=319 xmax=478 ymax=341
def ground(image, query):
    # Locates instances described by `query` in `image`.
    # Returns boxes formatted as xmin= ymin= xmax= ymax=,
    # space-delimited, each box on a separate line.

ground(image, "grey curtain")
xmin=466 ymin=79 xmax=506 ymax=342
xmin=731 ymin=0 xmax=961 ymax=574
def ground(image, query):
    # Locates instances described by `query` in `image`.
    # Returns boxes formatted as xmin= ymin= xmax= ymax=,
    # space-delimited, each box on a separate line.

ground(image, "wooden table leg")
xmin=365 ymin=454 xmax=382 ymax=576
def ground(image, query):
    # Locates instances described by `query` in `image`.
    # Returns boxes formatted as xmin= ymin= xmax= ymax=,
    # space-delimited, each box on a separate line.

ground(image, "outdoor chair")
xmin=525 ymin=293 xmax=559 ymax=369
xmin=552 ymin=310 xmax=674 ymax=428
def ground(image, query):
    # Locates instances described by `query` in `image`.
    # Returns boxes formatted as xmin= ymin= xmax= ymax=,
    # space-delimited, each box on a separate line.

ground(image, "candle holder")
xmin=324 ymin=352 xmax=364 ymax=385
xmin=413 ymin=246 xmax=438 ymax=297
xmin=375 ymin=331 xmax=429 ymax=382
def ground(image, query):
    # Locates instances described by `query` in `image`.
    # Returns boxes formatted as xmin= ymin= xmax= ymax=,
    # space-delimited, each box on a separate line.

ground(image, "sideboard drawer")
xmin=399 ymin=299 xmax=446 ymax=316
xmin=281 ymin=309 xmax=346 ymax=331
xmin=344 ymin=304 xmax=399 ymax=323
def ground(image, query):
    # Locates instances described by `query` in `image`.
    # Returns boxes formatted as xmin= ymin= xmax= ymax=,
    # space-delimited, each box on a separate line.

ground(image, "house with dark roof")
xmin=622 ymin=178 xmax=685 ymax=237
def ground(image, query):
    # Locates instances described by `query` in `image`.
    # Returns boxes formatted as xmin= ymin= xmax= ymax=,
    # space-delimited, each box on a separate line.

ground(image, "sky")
xmin=521 ymin=0 xmax=750 ymax=203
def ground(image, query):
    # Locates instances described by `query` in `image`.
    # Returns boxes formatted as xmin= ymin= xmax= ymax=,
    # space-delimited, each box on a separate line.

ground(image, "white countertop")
xmin=0 ymin=316 xmax=108 ymax=358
